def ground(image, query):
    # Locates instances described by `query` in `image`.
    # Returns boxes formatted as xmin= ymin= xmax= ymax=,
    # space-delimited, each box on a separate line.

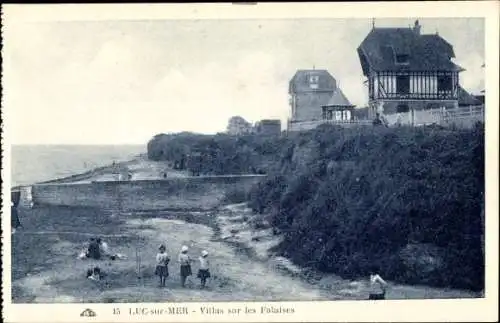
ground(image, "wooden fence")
xmin=288 ymin=119 xmax=373 ymax=132
xmin=288 ymin=105 xmax=484 ymax=132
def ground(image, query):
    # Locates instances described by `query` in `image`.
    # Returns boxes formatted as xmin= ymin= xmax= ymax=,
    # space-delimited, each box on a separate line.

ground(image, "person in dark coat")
xmin=86 ymin=238 xmax=101 ymax=260
xmin=373 ymin=113 xmax=383 ymax=126
xmin=11 ymin=202 xmax=22 ymax=234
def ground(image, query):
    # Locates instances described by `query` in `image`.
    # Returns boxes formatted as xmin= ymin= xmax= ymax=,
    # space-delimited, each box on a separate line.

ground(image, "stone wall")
xmin=30 ymin=175 xmax=264 ymax=212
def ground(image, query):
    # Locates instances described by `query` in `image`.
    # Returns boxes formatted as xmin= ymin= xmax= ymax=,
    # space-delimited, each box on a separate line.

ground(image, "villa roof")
xmin=357 ymin=23 xmax=464 ymax=75
xmin=289 ymin=69 xmax=337 ymax=93
xmin=322 ymin=88 xmax=354 ymax=107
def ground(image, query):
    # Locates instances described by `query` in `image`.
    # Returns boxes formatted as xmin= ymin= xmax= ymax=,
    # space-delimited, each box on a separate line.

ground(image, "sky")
xmin=4 ymin=17 xmax=485 ymax=144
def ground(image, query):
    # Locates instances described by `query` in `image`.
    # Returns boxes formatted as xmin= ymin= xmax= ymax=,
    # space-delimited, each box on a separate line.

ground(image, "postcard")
xmin=1 ymin=2 xmax=499 ymax=322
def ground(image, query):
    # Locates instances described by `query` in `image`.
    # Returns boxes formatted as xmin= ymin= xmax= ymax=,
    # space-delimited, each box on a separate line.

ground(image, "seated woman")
xmin=97 ymin=237 xmax=127 ymax=260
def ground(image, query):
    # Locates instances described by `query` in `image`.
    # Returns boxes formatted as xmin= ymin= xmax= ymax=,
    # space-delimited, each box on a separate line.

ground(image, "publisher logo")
xmin=80 ymin=308 xmax=97 ymax=317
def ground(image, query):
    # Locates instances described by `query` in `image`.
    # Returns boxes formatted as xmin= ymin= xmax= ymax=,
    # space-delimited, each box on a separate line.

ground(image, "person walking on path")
xmin=197 ymin=250 xmax=211 ymax=289
xmin=178 ymin=245 xmax=192 ymax=288
xmin=367 ymin=266 xmax=388 ymax=300
xmin=155 ymin=244 xmax=170 ymax=287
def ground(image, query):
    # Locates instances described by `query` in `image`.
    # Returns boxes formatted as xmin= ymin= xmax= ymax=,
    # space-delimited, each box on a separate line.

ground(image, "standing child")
xmin=197 ymin=250 xmax=211 ymax=289
xmin=178 ymin=245 xmax=192 ymax=288
xmin=367 ymin=266 xmax=388 ymax=300
xmin=155 ymin=245 xmax=170 ymax=287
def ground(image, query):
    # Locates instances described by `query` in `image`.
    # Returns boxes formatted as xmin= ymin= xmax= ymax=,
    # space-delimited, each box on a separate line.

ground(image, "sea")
xmin=10 ymin=145 xmax=145 ymax=187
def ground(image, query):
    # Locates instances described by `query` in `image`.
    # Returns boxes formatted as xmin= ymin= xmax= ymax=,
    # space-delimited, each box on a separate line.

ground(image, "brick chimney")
xmin=413 ymin=19 xmax=421 ymax=35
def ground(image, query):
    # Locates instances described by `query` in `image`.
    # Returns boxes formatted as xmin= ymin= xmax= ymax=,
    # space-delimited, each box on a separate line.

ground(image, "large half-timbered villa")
xmin=357 ymin=20 xmax=483 ymax=126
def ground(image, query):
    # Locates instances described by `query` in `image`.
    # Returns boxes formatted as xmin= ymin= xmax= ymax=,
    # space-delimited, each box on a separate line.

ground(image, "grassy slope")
xmin=145 ymin=124 xmax=484 ymax=291
xmin=247 ymin=124 xmax=485 ymax=291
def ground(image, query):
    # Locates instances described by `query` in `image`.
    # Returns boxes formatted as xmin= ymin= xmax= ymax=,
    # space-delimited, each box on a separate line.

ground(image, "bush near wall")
xmin=147 ymin=132 xmax=287 ymax=175
xmin=247 ymin=124 xmax=484 ymax=291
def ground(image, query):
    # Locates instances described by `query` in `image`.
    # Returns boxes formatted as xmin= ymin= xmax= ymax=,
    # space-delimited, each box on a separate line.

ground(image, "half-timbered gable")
xmin=358 ymin=20 xmax=464 ymax=120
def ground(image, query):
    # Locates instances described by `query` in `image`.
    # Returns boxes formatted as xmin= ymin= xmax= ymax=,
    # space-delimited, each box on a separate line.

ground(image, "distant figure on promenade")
xmin=178 ymin=245 xmax=193 ymax=287
xmin=11 ymin=201 xmax=22 ymax=234
xmin=373 ymin=113 xmax=383 ymax=126
xmin=197 ymin=250 xmax=211 ymax=289
xmin=367 ymin=266 xmax=388 ymax=300
xmin=373 ymin=113 xmax=389 ymax=127
xmin=395 ymin=113 xmax=403 ymax=126
xmin=155 ymin=244 xmax=170 ymax=287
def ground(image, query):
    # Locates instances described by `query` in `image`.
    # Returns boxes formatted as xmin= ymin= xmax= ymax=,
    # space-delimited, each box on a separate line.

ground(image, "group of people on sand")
xmin=155 ymin=244 xmax=211 ymax=289
xmin=79 ymin=237 xmax=123 ymax=261
xmin=79 ymin=237 xmax=127 ymax=281
xmin=78 ymin=238 xmax=211 ymax=289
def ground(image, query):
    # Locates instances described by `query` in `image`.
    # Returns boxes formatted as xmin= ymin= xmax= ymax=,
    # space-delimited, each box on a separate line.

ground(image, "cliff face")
xmin=248 ymin=123 xmax=485 ymax=291
xmin=145 ymin=124 xmax=484 ymax=291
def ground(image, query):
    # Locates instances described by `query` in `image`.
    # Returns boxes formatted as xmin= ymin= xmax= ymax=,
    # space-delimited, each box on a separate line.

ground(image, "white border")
xmin=2 ymin=2 xmax=498 ymax=322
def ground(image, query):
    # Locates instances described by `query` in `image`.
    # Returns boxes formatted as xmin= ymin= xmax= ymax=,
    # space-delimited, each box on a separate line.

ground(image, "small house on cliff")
xmin=254 ymin=119 xmax=281 ymax=136
xmin=288 ymin=69 xmax=357 ymax=131
xmin=227 ymin=116 xmax=253 ymax=135
xmin=357 ymin=20 xmax=465 ymax=125
xmin=288 ymin=69 xmax=337 ymax=127
xmin=321 ymin=88 xmax=356 ymax=122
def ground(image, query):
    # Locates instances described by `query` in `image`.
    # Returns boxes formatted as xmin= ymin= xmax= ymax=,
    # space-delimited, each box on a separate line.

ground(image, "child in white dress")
xmin=155 ymin=245 xmax=170 ymax=287
xmin=197 ymin=250 xmax=211 ymax=289
xmin=178 ymin=245 xmax=192 ymax=287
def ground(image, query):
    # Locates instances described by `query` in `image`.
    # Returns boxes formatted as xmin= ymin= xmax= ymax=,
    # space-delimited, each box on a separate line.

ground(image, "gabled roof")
xmin=322 ymin=88 xmax=354 ymax=107
xmin=289 ymin=69 xmax=337 ymax=93
xmin=458 ymin=86 xmax=483 ymax=106
xmin=357 ymin=25 xmax=463 ymax=75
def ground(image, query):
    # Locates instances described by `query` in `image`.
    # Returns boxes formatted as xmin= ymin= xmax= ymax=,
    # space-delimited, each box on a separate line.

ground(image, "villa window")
xmin=309 ymin=75 xmax=319 ymax=89
xmin=396 ymin=75 xmax=410 ymax=94
xmin=395 ymin=54 xmax=410 ymax=64
xmin=309 ymin=75 xmax=319 ymax=83
xmin=397 ymin=104 xmax=410 ymax=113
xmin=437 ymin=75 xmax=453 ymax=92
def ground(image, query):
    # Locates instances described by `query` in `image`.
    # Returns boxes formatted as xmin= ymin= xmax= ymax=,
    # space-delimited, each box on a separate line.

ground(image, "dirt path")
xmin=11 ymin=206 xmax=480 ymax=303
xmin=13 ymin=213 xmax=334 ymax=303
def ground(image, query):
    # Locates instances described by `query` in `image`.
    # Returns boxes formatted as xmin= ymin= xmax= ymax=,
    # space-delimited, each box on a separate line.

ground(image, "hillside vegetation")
xmin=147 ymin=124 xmax=484 ymax=291
xmin=147 ymin=132 xmax=286 ymax=175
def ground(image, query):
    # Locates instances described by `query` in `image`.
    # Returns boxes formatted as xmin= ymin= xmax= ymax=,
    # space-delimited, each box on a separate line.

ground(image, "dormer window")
xmin=309 ymin=75 xmax=319 ymax=89
xmin=395 ymin=54 xmax=409 ymax=64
